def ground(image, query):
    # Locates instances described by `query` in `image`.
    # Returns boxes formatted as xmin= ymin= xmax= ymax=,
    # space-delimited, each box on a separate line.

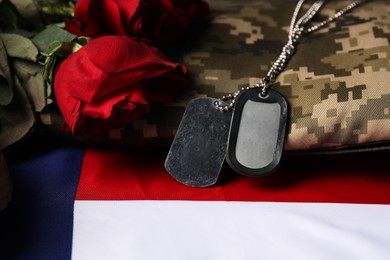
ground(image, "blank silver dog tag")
xmin=165 ymin=98 xmax=232 ymax=187
xmin=226 ymin=88 xmax=288 ymax=177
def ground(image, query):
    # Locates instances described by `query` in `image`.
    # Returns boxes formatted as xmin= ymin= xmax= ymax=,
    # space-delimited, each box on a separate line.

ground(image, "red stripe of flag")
xmin=76 ymin=146 xmax=390 ymax=204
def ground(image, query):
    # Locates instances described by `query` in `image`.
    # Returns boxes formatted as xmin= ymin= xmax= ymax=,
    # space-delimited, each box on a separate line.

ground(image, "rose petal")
xmin=65 ymin=0 xmax=209 ymax=46
xmin=54 ymin=36 xmax=188 ymax=135
xmin=58 ymin=36 xmax=185 ymax=103
xmin=72 ymin=84 xmax=149 ymax=134
xmin=65 ymin=0 xmax=139 ymax=38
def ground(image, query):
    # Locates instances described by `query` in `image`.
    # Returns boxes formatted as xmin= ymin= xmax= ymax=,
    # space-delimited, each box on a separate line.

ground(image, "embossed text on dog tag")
xmin=165 ymin=98 xmax=232 ymax=187
xmin=226 ymin=88 xmax=288 ymax=177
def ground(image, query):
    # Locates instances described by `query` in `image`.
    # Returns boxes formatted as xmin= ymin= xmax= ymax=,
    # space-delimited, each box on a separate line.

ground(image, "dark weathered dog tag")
xmin=165 ymin=98 xmax=232 ymax=187
xmin=226 ymin=88 xmax=288 ymax=177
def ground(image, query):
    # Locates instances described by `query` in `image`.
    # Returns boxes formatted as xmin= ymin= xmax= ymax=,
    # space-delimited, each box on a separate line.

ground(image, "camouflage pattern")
xmin=49 ymin=0 xmax=390 ymax=152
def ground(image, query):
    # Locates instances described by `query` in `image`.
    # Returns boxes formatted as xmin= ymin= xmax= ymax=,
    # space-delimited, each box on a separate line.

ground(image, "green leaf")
xmin=32 ymin=25 xmax=76 ymax=53
xmin=13 ymin=59 xmax=51 ymax=112
xmin=0 ymin=76 xmax=35 ymax=149
xmin=0 ymin=0 xmax=19 ymax=30
xmin=0 ymin=0 xmax=35 ymax=32
xmin=38 ymin=35 xmax=89 ymax=104
xmin=36 ymin=0 xmax=75 ymax=24
xmin=10 ymin=0 xmax=44 ymax=31
xmin=56 ymin=41 xmax=84 ymax=56
xmin=0 ymin=39 xmax=13 ymax=106
xmin=0 ymin=33 xmax=39 ymax=62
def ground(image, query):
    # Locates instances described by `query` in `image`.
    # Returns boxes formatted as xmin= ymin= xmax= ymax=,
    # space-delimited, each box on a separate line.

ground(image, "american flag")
xmin=2 ymin=139 xmax=390 ymax=260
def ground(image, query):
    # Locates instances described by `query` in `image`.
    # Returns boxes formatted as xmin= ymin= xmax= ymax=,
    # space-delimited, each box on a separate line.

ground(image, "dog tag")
xmin=165 ymin=98 xmax=232 ymax=187
xmin=226 ymin=88 xmax=288 ymax=177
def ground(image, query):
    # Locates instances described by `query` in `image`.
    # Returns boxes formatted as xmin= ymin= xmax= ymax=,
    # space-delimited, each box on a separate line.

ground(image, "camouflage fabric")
xmin=46 ymin=0 xmax=390 ymax=152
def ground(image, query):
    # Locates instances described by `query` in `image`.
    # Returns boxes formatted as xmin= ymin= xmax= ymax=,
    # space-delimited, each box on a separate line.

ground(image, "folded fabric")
xmin=43 ymin=0 xmax=390 ymax=153
xmin=1 ymin=140 xmax=84 ymax=259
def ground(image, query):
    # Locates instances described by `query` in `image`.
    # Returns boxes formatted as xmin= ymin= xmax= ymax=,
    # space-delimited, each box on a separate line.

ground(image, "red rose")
xmin=65 ymin=0 xmax=209 ymax=46
xmin=53 ymin=35 xmax=188 ymax=135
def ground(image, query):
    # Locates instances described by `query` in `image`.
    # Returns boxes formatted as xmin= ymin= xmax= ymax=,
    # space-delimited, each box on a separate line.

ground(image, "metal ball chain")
xmin=214 ymin=0 xmax=368 ymax=112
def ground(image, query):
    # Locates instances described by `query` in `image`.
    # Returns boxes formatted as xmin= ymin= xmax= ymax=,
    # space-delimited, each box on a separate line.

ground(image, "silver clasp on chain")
xmin=214 ymin=77 xmax=272 ymax=111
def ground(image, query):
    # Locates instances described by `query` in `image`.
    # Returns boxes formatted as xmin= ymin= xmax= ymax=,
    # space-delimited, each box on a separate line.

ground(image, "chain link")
xmin=214 ymin=0 xmax=368 ymax=112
